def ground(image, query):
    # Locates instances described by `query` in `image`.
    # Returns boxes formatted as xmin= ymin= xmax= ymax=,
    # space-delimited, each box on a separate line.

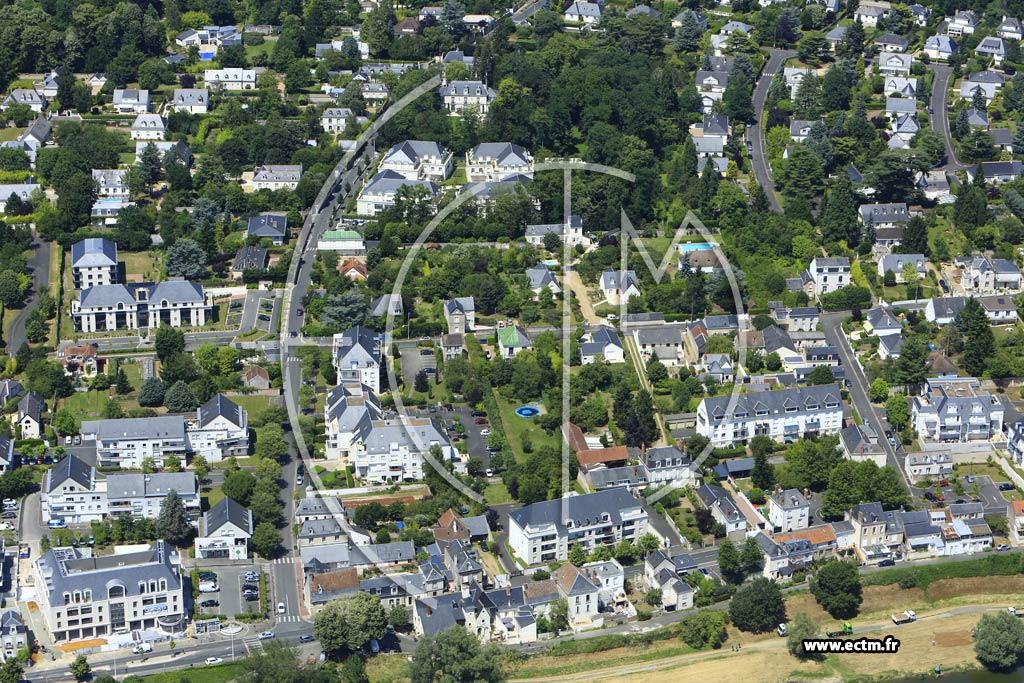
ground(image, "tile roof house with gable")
xmin=565 ymin=0 xmax=602 ymax=24
xmin=0 ymin=379 xmax=23 ymax=407
xmin=967 ymin=161 xmax=1022 ymax=185
xmin=130 ymin=114 xmax=167 ymax=141
xmin=2 ymin=89 xmax=46 ymax=112
xmin=976 ymin=36 xmax=1007 ymax=64
xmin=789 ymin=119 xmax=817 ymax=143
xmin=242 ymin=364 xmax=270 ymax=390
xmin=978 ymin=294 xmax=1018 ymax=324
xmin=912 ymin=376 xmax=1004 ymax=443
xmin=498 ymin=325 xmax=532 ymax=358
xmin=924 ymin=296 xmax=966 ymax=325
xmin=697 ymin=384 xmax=844 ymax=447
xmin=466 ymin=143 xmax=534 ymax=182
xmin=71 ymin=238 xmax=119 ymax=289
xmin=999 ymin=16 xmax=1024 ymax=40
xmin=695 ymin=484 xmax=746 ymax=534
xmin=91 ymin=169 xmax=130 ymax=200
xmin=356 ymin=169 xmax=439 ymax=216
xmin=859 ymin=202 xmax=909 ymax=230
xmin=0 ymin=610 xmax=27 ymax=660
xmin=957 ymin=254 xmax=1023 ymax=294
xmin=41 ymin=455 xmax=105 ymax=523
xmin=581 ymin=326 xmax=624 ymax=364
xmin=508 ymin=489 xmax=649 ymax=565
xmin=195 ymin=497 xmax=253 ymax=560
xmin=671 ymin=9 xmax=705 ymax=28
xmin=439 ymin=80 xmax=496 ymax=115
xmin=525 ymin=214 xmax=587 ymax=248
xmin=884 ymin=77 xmax=918 ymax=98
xmin=553 ymin=564 xmax=601 ymax=626
xmin=205 ymin=68 xmax=257 ymax=90
xmin=34 ymin=541 xmax=185 ymax=644
xmin=853 ymin=0 xmax=890 ymax=26
xmin=170 ymin=88 xmax=209 ymax=114
xmin=960 ymin=71 xmax=1005 ymax=104
xmin=847 ymin=502 xmax=904 ymax=563
xmin=332 ymin=326 xmax=382 ymax=394
xmin=875 ymin=33 xmax=909 ymax=52
xmin=134 ymin=140 xmax=191 ymax=167
xmin=924 ymin=34 xmax=957 ymax=60
xmin=879 ymin=253 xmax=927 ymax=282
xmin=72 ymin=280 xmax=213 ymax=333
xmin=443 ymin=297 xmax=475 ymax=334
xmin=378 ymin=140 xmax=453 ymax=182
xmin=864 ymin=307 xmax=902 ymax=336
xmin=767 ymin=488 xmax=810 ymax=532
xmin=324 ymin=383 xmax=382 ymax=460
xmin=840 ymin=424 xmax=886 ymax=466
xmin=634 ymin=323 xmax=688 ymax=367
xmin=253 ymin=164 xmax=302 ymax=191
xmin=320 ymin=107 xmax=356 ymax=134
xmin=112 ymin=89 xmax=150 ymax=113
xmin=231 ymin=245 xmax=268 ymax=278
xmin=695 ymin=71 xmax=729 ymax=112
xmin=59 ymin=343 xmax=103 ymax=379
xmin=644 ymin=550 xmax=695 ymax=610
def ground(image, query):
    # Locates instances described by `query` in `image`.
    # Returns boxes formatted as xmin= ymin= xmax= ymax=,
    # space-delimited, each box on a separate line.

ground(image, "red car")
xmin=939 ymin=480 xmax=949 ymax=487
xmin=936 ymin=493 xmax=945 ymax=502
xmin=474 ymin=417 xmax=487 ymax=425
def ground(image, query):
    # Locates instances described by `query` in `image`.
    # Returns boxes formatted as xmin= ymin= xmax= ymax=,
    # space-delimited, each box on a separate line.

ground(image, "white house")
xmin=71 ymin=238 xmax=119 ymax=289
xmin=957 ymin=254 xmax=1023 ymax=294
xmin=253 ymin=164 xmax=302 ymax=191
xmin=2 ymin=89 xmax=46 ymax=112
xmin=356 ymin=169 xmax=439 ymax=216
xmin=976 ymin=36 xmax=1007 ymax=64
xmin=332 ymin=326 xmax=382 ymax=394
xmin=912 ymin=377 xmax=1003 ymax=443
xmin=696 ymin=384 xmax=844 ymax=447
xmin=879 ymin=253 xmax=927 ymax=282
xmin=112 ymin=89 xmax=149 ymax=113
xmin=438 ymin=80 xmax=496 ymax=115
xmin=320 ymin=107 xmax=354 ymax=134
xmin=947 ymin=9 xmax=980 ymax=36
xmin=767 ymin=488 xmax=810 ymax=532
xmin=186 ymin=394 xmax=249 ymax=463
xmin=324 ymin=383 xmax=382 ymax=461
xmin=600 ymin=269 xmax=641 ymax=306
xmin=194 ymin=497 xmax=253 ymax=560
xmin=466 ymin=143 xmax=534 ymax=182
xmin=808 ymin=257 xmax=850 ymax=296
xmin=924 ymin=34 xmax=957 ymax=60
xmin=998 ymin=16 xmax=1024 ymax=40
xmin=129 ymin=114 xmax=167 ymax=141
xmin=525 ymin=214 xmax=588 ymax=248
xmin=878 ymin=53 xmax=912 ymax=75
xmin=169 ymin=89 xmax=209 ymax=114
xmin=581 ymin=326 xmax=625 ymax=364
xmin=565 ymin=0 xmax=602 ymax=24
xmin=16 ymin=393 xmax=44 ymax=439
xmin=205 ymin=68 xmax=257 ymax=90
xmin=378 ymin=140 xmax=453 ymax=182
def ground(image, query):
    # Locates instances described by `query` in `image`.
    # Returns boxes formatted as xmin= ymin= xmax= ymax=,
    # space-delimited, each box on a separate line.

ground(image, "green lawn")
xmin=365 ymin=654 xmax=410 ymax=682
xmin=483 ymin=482 xmax=512 ymax=504
xmin=491 ymin=391 xmax=559 ymax=463
xmin=227 ymin=393 xmax=274 ymax=417
xmin=61 ymin=390 xmax=112 ymax=419
xmin=123 ymin=251 xmax=162 ymax=282
xmin=203 ymin=486 xmax=225 ymax=511
xmin=0 ymin=128 xmax=24 ymax=142
xmin=244 ymin=39 xmax=276 ymax=61
xmin=138 ymin=661 xmax=245 ymax=683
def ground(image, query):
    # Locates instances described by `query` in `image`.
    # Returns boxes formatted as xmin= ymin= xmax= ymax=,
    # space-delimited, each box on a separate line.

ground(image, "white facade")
xmin=205 ymin=68 xmax=257 ymax=90
xmin=697 ymin=384 xmax=844 ymax=447
xmin=809 ymin=257 xmax=850 ymax=296
xmin=767 ymin=489 xmax=810 ymax=532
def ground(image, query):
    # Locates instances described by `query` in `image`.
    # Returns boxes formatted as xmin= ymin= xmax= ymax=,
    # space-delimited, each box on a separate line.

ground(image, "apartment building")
xmin=332 ymin=326 xmax=382 ymax=394
xmin=911 ymin=377 xmax=1004 ymax=443
xmin=324 ymin=383 xmax=381 ymax=461
xmin=34 ymin=542 xmax=185 ymax=644
xmin=72 ymin=280 xmax=213 ymax=332
xmin=71 ymin=238 xmax=119 ymax=289
xmin=378 ymin=140 xmax=453 ymax=182
xmin=42 ymin=455 xmax=107 ymax=524
xmin=186 ymin=394 xmax=249 ymax=463
xmin=696 ymin=384 xmax=844 ymax=447
xmin=508 ymin=489 xmax=649 ymax=566
xmin=194 ymin=497 xmax=253 ymax=560
xmin=767 ymin=488 xmax=810 ymax=532
xmin=81 ymin=416 xmax=187 ymax=469
xmin=107 ymin=473 xmax=199 ymax=521
xmin=350 ymin=417 xmax=460 ymax=483
xmin=847 ymin=502 xmax=904 ymax=563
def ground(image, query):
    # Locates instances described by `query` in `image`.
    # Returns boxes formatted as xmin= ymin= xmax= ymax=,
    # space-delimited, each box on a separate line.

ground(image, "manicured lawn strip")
xmin=862 ymin=553 xmax=1024 ymax=590
xmin=138 ymin=661 xmax=245 ymax=683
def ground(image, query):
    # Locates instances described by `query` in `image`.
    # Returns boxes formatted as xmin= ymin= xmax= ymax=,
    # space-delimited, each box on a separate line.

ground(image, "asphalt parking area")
xmin=400 ymin=346 xmax=438 ymax=386
xmin=195 ymin=566 xmax=261 ymax=619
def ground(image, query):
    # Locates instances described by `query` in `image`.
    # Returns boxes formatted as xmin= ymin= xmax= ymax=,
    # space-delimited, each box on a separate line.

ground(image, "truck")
xmin=826 ymin=623 xmax=853 ymax=637
xmin=1007 ymin=607 xmax=1024 ymax=617
xmin=17 ymin=544 xmax=28 ymax=559
xmin=891 ymin=610 xmax=916 ymax=625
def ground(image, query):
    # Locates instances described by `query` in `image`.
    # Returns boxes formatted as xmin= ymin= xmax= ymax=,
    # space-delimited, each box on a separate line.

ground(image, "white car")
xmin=485 ymin=469 xmax=494 ymax=478
xmin=205 ymin=657 xmax=223 ymax=665
xmin=2 ymin=499 xmax=16 ymax=507
xmin=258 ymin=631 xmax=275 ymax=640
xmin=244 ymin=572 xmax=259 ymax=581
xmin=277 ymin=602 xmax=286 ymax=614
xmin=480 ymin=429 xmax=490 ymax=436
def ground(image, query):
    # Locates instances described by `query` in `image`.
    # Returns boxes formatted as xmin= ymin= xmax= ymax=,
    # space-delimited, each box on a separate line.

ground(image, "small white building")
xmin=130 ymin=114 xmax=167 ymax=141
xmin=438 ymin=80 xmax=496 ymax=115
xmin=205 ymin=68 xmax=257 ymax=90
xmin=600 ymin=269 xmax=641 ymax=306
xmin=194 ymin=497 xmax=253 ymax=560
xmin=112 ymin=89 xmax=150 ymax=114
xmin=767 ymin=488 xmax=810 ymax=532
xmin=170 ymin=89 xmax=210 ymax=114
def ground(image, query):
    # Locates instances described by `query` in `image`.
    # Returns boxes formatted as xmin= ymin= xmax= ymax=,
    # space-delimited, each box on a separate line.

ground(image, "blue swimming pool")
xmin=678 ymin=242 xmax=717 ymax=254
xmin=516 ymin=406 xmax=540 ymax=418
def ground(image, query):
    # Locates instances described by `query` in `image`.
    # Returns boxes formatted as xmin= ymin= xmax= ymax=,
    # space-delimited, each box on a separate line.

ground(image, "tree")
xmin=885 ymin=393 xmax=910 ymax=431
xmin=793 ymin=74 xmax=821 ymax=119
xmin=673 ymin=12 xmax=702 ymax=52
xmin=568 ymin=543 xmax=587 ymax=566
xmin=806 ymin=366 xmax=835 ymax=385
xmin=901 ymin=216 xmax=929 ymax=256
xmin=0 ymin=272 xmax=24 ymax=309
xmin=156 ymin=490 xmax=193 ymax=547
xmin=69 ymin=655 xmax=91 ymax=682
xmin=165 ymin=238 xmax=206 ymax=279
xmin=961 ymin=129 xmax=996 ymax=162
xmin=797 ymin=35 xmax=829 ymax=67
xmin=730 ymin=578 xmax=786 ymax=633
xmin=164 ymin=380 xmax=197 ymax=412
xmin=741 ymin=537 xmax=764 ymax=575
xmin=678 ymin=611 xmax=728 ymax=649
xmin=137 ymin=142 xmax=164 ymax=186
xmin=54 ymin=407 xmax=80 ymax=436
xmin=821 ymin=64 xmax=850 ymax=113
xmin=138 ymin=377 xmax=167 ymax=407
xmin=255 ymin=423 xmax=288 ymax=460
xmin=115 ymin=367 xmax=131 ymax=394
xmin=787 ymin=612 xmax=822 ymax=660
xmin=723 ymin=76 xmax=753 ymax=122
xmin=778 ymin=145 xmax=824 ymax=199
xmin=0 ymin=658 xmax=23 ymax=683
xmin=752 ymin=450 xmax=775 ymax=490
xmin=388 ymin=604 xmax=410 ymax=631
xmin=717 ymin=539 xmax=743 ymax=583
xmin=414 ymin=370 xmax=429 ymax=393
xmin=154 ymin=327 xmax=185 ymax=361
xmin=869 ymin=378 xmax=889 ymax=403
xmin=957 ymin=297 xmax=995 ymax=377
xmin=954 ymin=183 xmax=989 ymax=230
xmin=409 ymin=626 xmax=504 ymax=683
xmin=315 ymin=592 xmax=388 ymax=656
xmin=805 ymin=121 xmax=833 ymax=172
xmin=223 ymin=469 xmax=256 ymax=505
xmin=974 ymin=611 xmax=1024 ymax=671
xmin=810 ymin=560 xmax=862 ymax=618
xmin=251 ymin=521 xmax=282 ymax=558
xmin=838 ymin=18 xmax=864 ymax=58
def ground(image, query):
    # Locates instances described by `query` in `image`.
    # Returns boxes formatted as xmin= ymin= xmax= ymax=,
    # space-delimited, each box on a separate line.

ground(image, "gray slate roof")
xmin=202 ymin=496 xmax=253 ymax=536
xmin=71 ymin=238 xmax=118 ymax=270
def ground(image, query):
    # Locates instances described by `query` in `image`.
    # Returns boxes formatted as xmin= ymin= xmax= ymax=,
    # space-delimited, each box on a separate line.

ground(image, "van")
xmin=48 ymin=519 xmax=67 ymax=529
xmin=133 ymin=643 xmax=153 ymax=655
xmin=198 ymin=581 xmax=219 ymax=593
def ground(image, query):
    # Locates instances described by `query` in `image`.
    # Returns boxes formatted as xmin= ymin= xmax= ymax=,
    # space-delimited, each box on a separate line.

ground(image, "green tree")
xmin=154 ymin=327 xmax=185 ymax=361
xmin=568 ymin=543 xmax=587 ymax=566
xmin=138 ymin=377 xmax=167 ymax=407
xmin=54 ymin=407 xmax=80 ymax=436
xmin=414 ymin=370 xmax=429 ymax=393
xmin=787 ymin=612 xmax=822 ymax=660
xmin=165 ymin=238 xmax=206 ymax=279
xmin=155 ymin=490 xmax=193 ymax=547
xmin=729 ymin=578 xmax=786 ymax=633
xmin=810 ymin=560 xmax=862 ymax=618
xmin=869 ymin=377 xmax=890 ymax=403
xmin=752 ymin=449 xmax=775 ymax=490
xmin=0 ymin=658 xmax=23 ymax=683
xmin=717 ymin=538 xmax=743 ymax=583
xmin=778 ymin=145 xmax=825 ymax=199
xmin=974 ymin=611 xmax=1024 ymax=671
xmin=885 ymin=394 xmax=910 ymax=431
xmin=821 ymin=64 xmax=850 ymax=112
xmin=223 ymin=469 xmax=256 ymax=505
xmin=793 ymin=74 xmax=821 ymax=119
xmin=723 ymin=76 xmax=753 ymax=122
xmin=164 ymin=380 xmax=198 ymax=412
xmin=388 ymin=604 xmax=410 ymax=631
xmin=678 ymin=611 xmax=728 ymax=649
xmin=137 ymin=142 xmax=163 ymax=186
xmin=806 ymin=366 xmax=835 ymax=385
xmin=251 ymin=521 xmax=282 ymax=558
xmin=409 ymin=626 xmax=504 ymax=683
xmin=741 ymin=537 xmax=764 ymax=574
xmin=69 ymin=655 xmax=91 ymax=682
xmin=900 ymin=216 xmax=930 ymax=256
xmin=673 ymin=12 xmax=702 ymax=52
xmin=954 ymin=183 xmax=989 ymax=230
xmin=315 ymin=592 xmax=388 ymax=656
xmin=255 ymin=423 xmax=288 ymax=460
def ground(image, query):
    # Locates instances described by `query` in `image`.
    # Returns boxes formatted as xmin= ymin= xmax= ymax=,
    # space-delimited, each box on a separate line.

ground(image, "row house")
xmin=696 ymin=384 xmax=844 ymax=447
xmin=847 ymin=502 xmax=904 ymax=564
xmin=695 ymin=484 xmax=746 ymax=534
xmin=912 ymin=376 xmax=1004 ymax=443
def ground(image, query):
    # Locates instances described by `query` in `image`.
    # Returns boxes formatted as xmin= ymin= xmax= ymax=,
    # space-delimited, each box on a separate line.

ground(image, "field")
xmin=483 ymin=482 xmax=512 ymax=504
xmin=227 ymin=393 xmax=276 ymax=419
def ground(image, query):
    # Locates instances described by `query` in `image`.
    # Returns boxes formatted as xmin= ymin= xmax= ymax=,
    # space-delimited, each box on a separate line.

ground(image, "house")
xmin=696 ymin=384 xmax=844 ymax=447
xmin=789 ymin=119 xmax=817 ymax=143
xmin=466 ymin=143 xmax=534 ymax=182
xmin=634 ymin=325 xmax=688 ymax=367
xmin=41 ymin=455 xmax=106 ymax=523
xmin=175 ymin=25 xmax=241 ymax=47
xmin=106 ymin=472 xmax=200 ymax=521
xmin=978 ymin=295 xmax=1019 ymax=324
xmin=2 ymin=89 xmax=46 ymax=112
xmin=864 ymin=307 xmax=902 ymax=336
xmin=808 ymin=257 xmax=850 ymax=296
xmin=767 ymin=488 xmax=810 ymax=532
xmin=879 ymin=254 xmax=927 ymax=282
xmin=92 ymin=170 xmax=130 ymax=200
xmin=498 ymin=326 xmax=532 ymax=358
xmin=170 ymin=89 xmax=209 ymax=114
xmin=859 ymin=202 xmax=909 ymax=230
xmin=847 ymin=502 xmax=904 ymax=563
xmin=670 ymin=9 xmax=705 ymax=28
xmin=957 ymin=255 xmax=1023 ymax=294
xmin=976 ymin=37 xmax=1007 ymax=64
xmin=253 ymin=165 xmax=302 ymax=191
xmin=524 ymin=263 xmax=558 ymax=295
xmin=298 ymin=518 xmax=348 ymax=548
xmin=231 ymin=245 xmax=268 ymax=278
xmin=72 ymin=280 xmax=214 ymax=333
xmin=59 ymin=343 xmax=103 ymax=379
xmin=205 ymin=68 xmax=257 ymax=90
xmin=695 ymin=71 xmax=729 ymax=112
xmin=884 ymin=77 xmax=918 ymax=98
xmin=33 ymin=542 xmax=185 ymax=644
xmin=361 ymin=84 xmax=390 ymax=104
xmin=195 ymin=497 xmax=253 ymax=560
xmin=112 ymin=89 xmax=150 ymax=114
xmin=1 ymin=117 xmax=51 ymax=166
xmin=351 ymin=417 xmax=462 ymax=483
xmin=134 ymin=140 xmax=191 ymax=167
xmin=695 ymin=484 xmax=746 ymax=534
xmin=925 ymin=296 xmax=966 ymax=325
xmin=71 ymin=238 xmax=119 ymax=289
xmin=581 ymin=559 xmax=626 ymax=612
xmin=130 ymin=114 xmax=167 ymax=141
xmin=825 ymin=26 xmax=847 ymax=50
xmin=463 ymin=14 xmax=495 ymax=32
xmin=378 ymin=141 xmax=452 ymax=182
xmin=356 ymin=169 xmax=439 ymax=216
xmin=565 ymin=0 xmax=602 ymax=24
xmin=840 ymin=424 xmax=886 ymax=467
xmin=701 ymin=353 xmax=734 ymax=383
xmin=924 ymin=34 xmax=957 ymax=60
xmin=912 ymin=376 xmax=1004 ymax=442
xmin=339 ymin=258 xmax=367 ymax=281
xmin=187 ymin=394 xmax=249 ymax=463
xmin=441 ymin=334 xmax=464 ymax=361
xmin=1008 ymin=419 xmax=1024 ymax=467
xmin=392 ymin=16 xmax=421 ymax=35
xmin=960 ymin=71 xmax=1004 ymax=104
xmin=783 ymin=67 xmax=814 ymax=98
xmin=324 ymin=383 xmax=382 ymax=460
xmin=443 ymin=297 xmax=475 ymax=334
xmin=999 ymin=16 xmax=1024 ymax=40
xmin=508 ymin=489 xmax=649 ymax=565
xmin=16 ymin=392 xmax=44 ymax=439
xmin=368 ymin=294 xmax=402 ymax=319
xmin=947 ymin=9 xmax=980 ymax=36
xmin=600 ymin=269 xmax=641 ymax=306
xmin=439 ymin=80 xmax=496 ymax=115
xmin=1013 ymin=500 xmax=1024 ymax=541
xmin=242 ymin=365 xmax=270 ymax=390
xmin=908 ymin=3 xmax=931 ymax=25
xmin=0 ymin=610 xmax=27 ymax=661
xmin=332 ymin=326 xmax=382 ymax=394
xmin=853 ymin=0 xmax=891 ymax=26
xmin=320 ymin=107 xmax=355 ymax=134
xmin=720 ymin=20 xmax=753 ymax=34
xmin=525 ymin=215 xmax=587 ymax=248
xmin=553 ymin=564 xmax=601 ymax=626
xmin=967 ymin=107 xmax=988 ymax=128
xmin=905 ymin=453 xmax=953 ymax=483
xmin=0 ymin=380 xmax=22 ymax=407
xmin=0 ymin=184 xmax=40 ymax=214
xmin=581 ymin=326 xmax=625 ymax=364
xmin=246 ymin=212 xmax=288 ymax=245
xmin=967 ymin=161 xmax=1022 ymax=186
xmin=918 ymin=169 xmax=952 ymax=200
xmin=874 ymin=33 xmax=909 ymax=52
xmin=886 ymin=97 xmax=917 ymax=119
xmin=644 ymin=551 xmax=695 ymax=611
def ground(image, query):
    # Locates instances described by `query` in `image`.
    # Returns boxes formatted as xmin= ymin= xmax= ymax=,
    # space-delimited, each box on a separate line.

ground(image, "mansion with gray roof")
xmin=72 ymin=280 xmax=213 ymax=332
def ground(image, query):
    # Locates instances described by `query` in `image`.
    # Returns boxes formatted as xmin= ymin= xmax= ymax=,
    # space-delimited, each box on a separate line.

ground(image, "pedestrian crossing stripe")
xmin=273 ymin=557 xmax=297 ymax=565
xmin=277 ymin=615 xmax=301 ymax=623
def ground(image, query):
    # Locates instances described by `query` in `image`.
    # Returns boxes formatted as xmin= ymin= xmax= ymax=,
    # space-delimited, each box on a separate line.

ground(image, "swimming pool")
xmin=678 ymin=242 xmax=717 ymax=254
xmin=516 ymin=406 xmax=540 ymax=418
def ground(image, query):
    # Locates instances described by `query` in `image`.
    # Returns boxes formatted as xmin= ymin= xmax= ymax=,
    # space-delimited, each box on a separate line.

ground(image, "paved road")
xmin=927 ymin=64 xmax=966 ymax=172
xmin=821 ymin=312 xmax=908 ymax=487
xmin=6 ymin=236 xmax=51 ymax=352
xmin=749 ymin=49 xmax=795 ymax=214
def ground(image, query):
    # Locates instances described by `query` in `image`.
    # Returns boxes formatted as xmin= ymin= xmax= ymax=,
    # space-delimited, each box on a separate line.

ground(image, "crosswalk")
xmin=271 ymin=557 xmax=297 ymax=565
xmin=243 ymin=637 xmax=264 ymax=655
xmin=277 ymin=615 xmax=302 ymax=623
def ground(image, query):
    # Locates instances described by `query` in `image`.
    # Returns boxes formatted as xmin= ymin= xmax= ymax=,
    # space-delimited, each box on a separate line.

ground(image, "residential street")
xmin=749 ymin=49 xmax=795 ymax=214
xmin=927 ymin=64 xmax=966 ymax=172
xmin=6 ymin=236 xmax=51 ymax=352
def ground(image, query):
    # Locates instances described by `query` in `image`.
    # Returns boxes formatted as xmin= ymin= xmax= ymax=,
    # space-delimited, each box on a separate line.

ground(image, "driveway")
xmin=565 ymin=269 xmax=601 ymax=324
xmin=5 ymin=236 xmax=51 ymax=352
xmin=749 ymin=49 xmax=795 ymax=214
xmin=927 ymin=64 xmax=966 ymax=171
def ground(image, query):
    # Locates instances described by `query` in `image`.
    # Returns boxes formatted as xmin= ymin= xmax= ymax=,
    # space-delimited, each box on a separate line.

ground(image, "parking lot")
xmin=194 ymin=565 xmax=263 ymax=620
xmin=399 ymin=343 xmax=438 ymax=386
xmin=914 ymin=474 xmax=1013 ymax=513
xmin=407 ymin=403 xmax=493 ymax=469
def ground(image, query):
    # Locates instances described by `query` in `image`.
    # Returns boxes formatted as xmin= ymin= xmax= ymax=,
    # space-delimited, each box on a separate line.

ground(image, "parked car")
xmin=997 ymin=544 xmax=1011 ymax=551
xmin=2 ymin=499 xmax=17 ymax=507
xmin=299 ymin=634 xmax=315 ymax=643
xmin=48 ymin=519 xmax=67 ymax=529
xmin=64 ymin=436 xmax=72 ymax=446
xmin=419 ymin=348 xmax=433 ymax=355
xmin=923 ymin=491 xmax=937 ymax=502
xmin=369 ymin=639 xmax=380 ymax=654
xmin=471 ymin=410 xmax=486 ymax=417
xmin=474 ymin=417 xmax=487 ymax=424
xmin=485 ymin=469 xmax=494 ymax=478
xmin=424 ymin=367 xmax=436 ymax=374
xmin=481 ymin=429 xmax=490 ymax=436
xmin=200 ymin=599 xmax=219 ymax=608
xmin=243 ymin=571 xmax=259 ymax=581
xmin=74 ymin=435 xmax=81 ymax=445
xmin=244 ymin=594 xmax=259 ymax=602
xmin=939 ymin=480 xmax=950 ymax=487
xmin=878 ymin=558 xmax=895 ymax=567
xmin=1 ymin=512 xmax=16 ymax=519
xmin=999 ymin=483 xmax=1015 ymax=491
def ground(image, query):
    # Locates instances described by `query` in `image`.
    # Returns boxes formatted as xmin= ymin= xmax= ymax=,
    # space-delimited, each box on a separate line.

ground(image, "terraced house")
xmin=696 ymin=384 xmax=844 ymax=447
